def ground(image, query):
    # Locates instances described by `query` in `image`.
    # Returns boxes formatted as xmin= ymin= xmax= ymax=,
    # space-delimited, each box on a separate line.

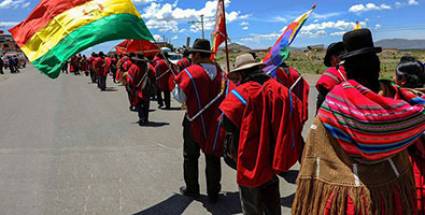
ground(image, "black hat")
xmin=396 ymin=56 xmax=425 ymax=88
xmin=340 ymin=29 xmax=382 ymax=59
xmin=324 ymin=42 xmax=345 ymax=67
xmin=188 ymin=39 xmax=211 ymax=54
xmin=131 ymin=53 xmax=148 ymax=62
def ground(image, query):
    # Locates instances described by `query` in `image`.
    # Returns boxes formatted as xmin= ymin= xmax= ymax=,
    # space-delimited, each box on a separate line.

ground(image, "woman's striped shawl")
xmin=318 ymin=80 xmax=425 ymax=160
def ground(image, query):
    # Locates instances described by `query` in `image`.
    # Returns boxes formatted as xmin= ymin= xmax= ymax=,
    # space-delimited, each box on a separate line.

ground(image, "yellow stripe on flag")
xmin=21 ymin=0 xmax=140 ymax=61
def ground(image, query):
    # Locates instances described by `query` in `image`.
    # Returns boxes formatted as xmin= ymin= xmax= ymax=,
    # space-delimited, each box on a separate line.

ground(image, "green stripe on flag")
xmin=32 ymin=13 xmax=154 ymax=79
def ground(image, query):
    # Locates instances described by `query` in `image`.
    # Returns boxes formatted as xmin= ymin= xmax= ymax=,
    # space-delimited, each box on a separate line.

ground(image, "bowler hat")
xmin=188 ymin=39 xmax=212 ymax=54
xmin=324 ymin=42 xmax=345 ymax=67
xmin=230 ymin=53 xmax=264 ymax=74
xmin=340 ymin=29 xmax=382 ymax=59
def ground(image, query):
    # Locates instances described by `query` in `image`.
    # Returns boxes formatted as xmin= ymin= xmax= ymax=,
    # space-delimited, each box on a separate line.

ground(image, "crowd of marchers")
xmin=0 ymin=54 xmax=27 ymax=74
xmin=65 ymin=28 xmax=425 ymax=215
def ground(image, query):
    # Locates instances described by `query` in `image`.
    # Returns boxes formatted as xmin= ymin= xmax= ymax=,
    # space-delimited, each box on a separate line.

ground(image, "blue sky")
xmin=1 ymin=0 xmax=424 ymax=53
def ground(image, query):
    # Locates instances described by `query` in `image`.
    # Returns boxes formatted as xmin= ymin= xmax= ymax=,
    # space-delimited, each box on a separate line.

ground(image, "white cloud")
xmin=302 ymin=20 xmax=365 ymax=32
xmin=0 ymin=0 xmax=30 ymax=9
xmin=330 ymin=31 xmax=346 ymax=36
xmin=349 ymin=3 xmax=392 ymax=13
xmin=240 ymin=21 xmax=249 ymax=31
xmin=395 ymin=0 xmax=419 ymax=8
xmin=273 ymin=16 xmax=287 ymax=23
xmin=21 ymin=1 xmax=29 ymax=8
xmin=375 ymin=24 xmax=382 ymax=30
xmin=0 ymin=21 xmax=18 ymax=27
xmin=239 ymin=32 xmax=281 ymax=43
xmin=312 ymin=12 xmax=341 ymax=20
xmin=408 ymin=0 xmax=419 ymax=5
xmin=132 ymin=0 xmax=157 ymax=4
xmin=141 ymin=0 xmax=245 ymax=33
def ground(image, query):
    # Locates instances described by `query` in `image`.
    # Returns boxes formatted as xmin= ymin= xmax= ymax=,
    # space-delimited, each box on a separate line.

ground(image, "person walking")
xmin=126 ymin=54 xmax=155 ymax=125
xmin=155 ymin=52 xmax=174 ymax=109
xmin=173 ymin=39 xmax=225 ymax=203
xmin=0 ymin=56 xmax=4 ymax=75
xmin=220 ymin=54 xmax=305 ymax=215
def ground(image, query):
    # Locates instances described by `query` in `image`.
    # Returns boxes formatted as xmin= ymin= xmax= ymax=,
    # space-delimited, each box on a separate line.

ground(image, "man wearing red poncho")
xmin=126 ymin=54 xmax=155 ymax=126
xmin=88 ymin=53 xmax=97 ymax=83
xmin=173 ymin=39 xmax=224 ymax=203
xmin=155 ymin=52 xmax=174 ymax=109
xmin=219 ymin=53 xmax=305 ymax=214
xmin=98 ymin=52 xmax=111 ymax=91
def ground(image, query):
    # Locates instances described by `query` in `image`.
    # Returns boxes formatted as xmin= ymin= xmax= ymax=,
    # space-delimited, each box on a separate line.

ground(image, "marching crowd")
xmin=0 ymin=54 xmax=24 ymax=74
xmin=67 ymin=29 xmax=424 ymax=215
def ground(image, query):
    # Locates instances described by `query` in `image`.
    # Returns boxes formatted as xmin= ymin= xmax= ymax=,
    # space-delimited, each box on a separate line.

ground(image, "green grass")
xmin=216 ymin=49 xmax=425 ymax=81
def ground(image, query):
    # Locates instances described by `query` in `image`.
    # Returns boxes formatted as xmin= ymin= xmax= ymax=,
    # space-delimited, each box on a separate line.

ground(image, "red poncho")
xmin=175 ymin=64 xmax=225 ymax=156
xmin=275 ymin=66 xmax=310 ymax=122
xmin=93 ymin=57 xmax=104 ymax=76
xmin=87 ymin=57 xmax=94 ymax=71
xmin=155 ymin=59 xmax=174 ymax=92
xmin=220 ymin=79 xmax=305 ymax=187
xmin=316 ymin=66 xmax=347 ymax=92
xmin=177 ymin=57 xmax=191 ymax=71
xmin=127 ymin=63 xmax=154 ymax=106
xmin=102 ymin=57 xmax=112 ymax=77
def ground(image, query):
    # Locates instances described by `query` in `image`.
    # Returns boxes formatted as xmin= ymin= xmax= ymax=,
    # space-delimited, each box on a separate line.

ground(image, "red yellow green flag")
xmin=9 ymin=0 xmax=154 ymax=79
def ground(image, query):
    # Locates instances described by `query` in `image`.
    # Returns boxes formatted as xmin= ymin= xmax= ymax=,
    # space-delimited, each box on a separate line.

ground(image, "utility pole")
xmin=188 ymin=15 xmax=206 ymax=39
xmin=200 ymin=15 xmax=205 ymax=39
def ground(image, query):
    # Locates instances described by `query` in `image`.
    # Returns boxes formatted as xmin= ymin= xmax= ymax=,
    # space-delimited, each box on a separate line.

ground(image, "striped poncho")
xmin=318 ymin=80 xmax=425 ymax=160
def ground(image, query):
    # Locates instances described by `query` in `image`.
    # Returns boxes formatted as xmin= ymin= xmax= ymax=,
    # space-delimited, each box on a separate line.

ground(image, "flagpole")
xmin=221 ymin=0 xmax=230 ymax=73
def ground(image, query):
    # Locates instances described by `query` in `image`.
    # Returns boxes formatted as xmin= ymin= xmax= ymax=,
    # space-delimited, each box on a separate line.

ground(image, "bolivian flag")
xmin=9 ymin=0 xmax=154 ymax=78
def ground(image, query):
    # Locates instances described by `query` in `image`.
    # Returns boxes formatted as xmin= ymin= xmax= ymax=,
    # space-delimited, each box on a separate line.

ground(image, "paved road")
xmin=0 ymin=66 xmax=319 ymax=215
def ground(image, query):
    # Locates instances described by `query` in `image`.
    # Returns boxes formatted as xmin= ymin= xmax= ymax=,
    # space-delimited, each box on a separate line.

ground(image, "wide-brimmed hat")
xmin=188 ymin=39 xmax=211 ymax=54
xmin=131 ymin=54 xmax=148 ymax=62
xmin=230 ymin=53 xmax=264 ymax=73
xmin=324 ymin=42 xmax=345 ymax=67
xmin=340 ymin=29 xmax=382 ymax=59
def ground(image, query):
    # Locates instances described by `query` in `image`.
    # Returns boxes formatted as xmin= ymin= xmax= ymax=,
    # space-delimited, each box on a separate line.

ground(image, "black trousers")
xmin=137 ymin=99 xmax=150 ymax=123
xmin=98 ymin=75 xmax=106 ymax=91
xmin=156 ymin=89 xmax=171 ymax=109
xmin=239 ymin=176 xmax=281 ymax=215
xmin=156 ymin=88 xmax=163 ymax=107
xmin=0 ymin=65 xmax=3 ymax=74
xmin=183 ymin=117 xmax=221 ymax=196
xmin=90 ymin=70 xmax=97 ymax=83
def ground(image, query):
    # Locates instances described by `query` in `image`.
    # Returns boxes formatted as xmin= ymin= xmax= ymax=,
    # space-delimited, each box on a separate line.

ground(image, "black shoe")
xmin=208 ymin=193 xmax=219 ymax=203
xmin=179 ymin=186 xmax=200 ymax=199
xmin=138 ymin=120 xmax=148 ymax=126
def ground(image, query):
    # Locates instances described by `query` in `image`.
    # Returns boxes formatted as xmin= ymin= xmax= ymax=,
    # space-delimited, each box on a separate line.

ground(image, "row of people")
xmin=0 ymin=55 xmax=23 ymax=74
xmin=172 ymin=29 xmax=424 ymax=215
xmin=70 ymin=28 xmax=424 ymax=214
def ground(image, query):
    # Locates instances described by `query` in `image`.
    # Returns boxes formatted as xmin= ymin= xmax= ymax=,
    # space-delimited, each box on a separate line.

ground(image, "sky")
xmin=0 ymin=0 xmax=424 ymax=53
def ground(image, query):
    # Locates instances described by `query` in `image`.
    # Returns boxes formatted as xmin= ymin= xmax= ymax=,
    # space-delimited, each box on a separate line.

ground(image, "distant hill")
xmin=375 ymin=39 xmax=425 ymax=50
xmin=219 ymin=43 xmax=251 ymax=53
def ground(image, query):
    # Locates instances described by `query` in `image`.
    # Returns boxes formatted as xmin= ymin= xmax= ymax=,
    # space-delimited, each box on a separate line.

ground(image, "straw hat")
xmin=230 ymin=53 xmax=264 ymax=73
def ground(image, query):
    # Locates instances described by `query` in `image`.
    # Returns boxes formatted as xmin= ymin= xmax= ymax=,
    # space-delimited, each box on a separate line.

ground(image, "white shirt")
xmin=172 ymin=63 xmax=217 ymax=103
